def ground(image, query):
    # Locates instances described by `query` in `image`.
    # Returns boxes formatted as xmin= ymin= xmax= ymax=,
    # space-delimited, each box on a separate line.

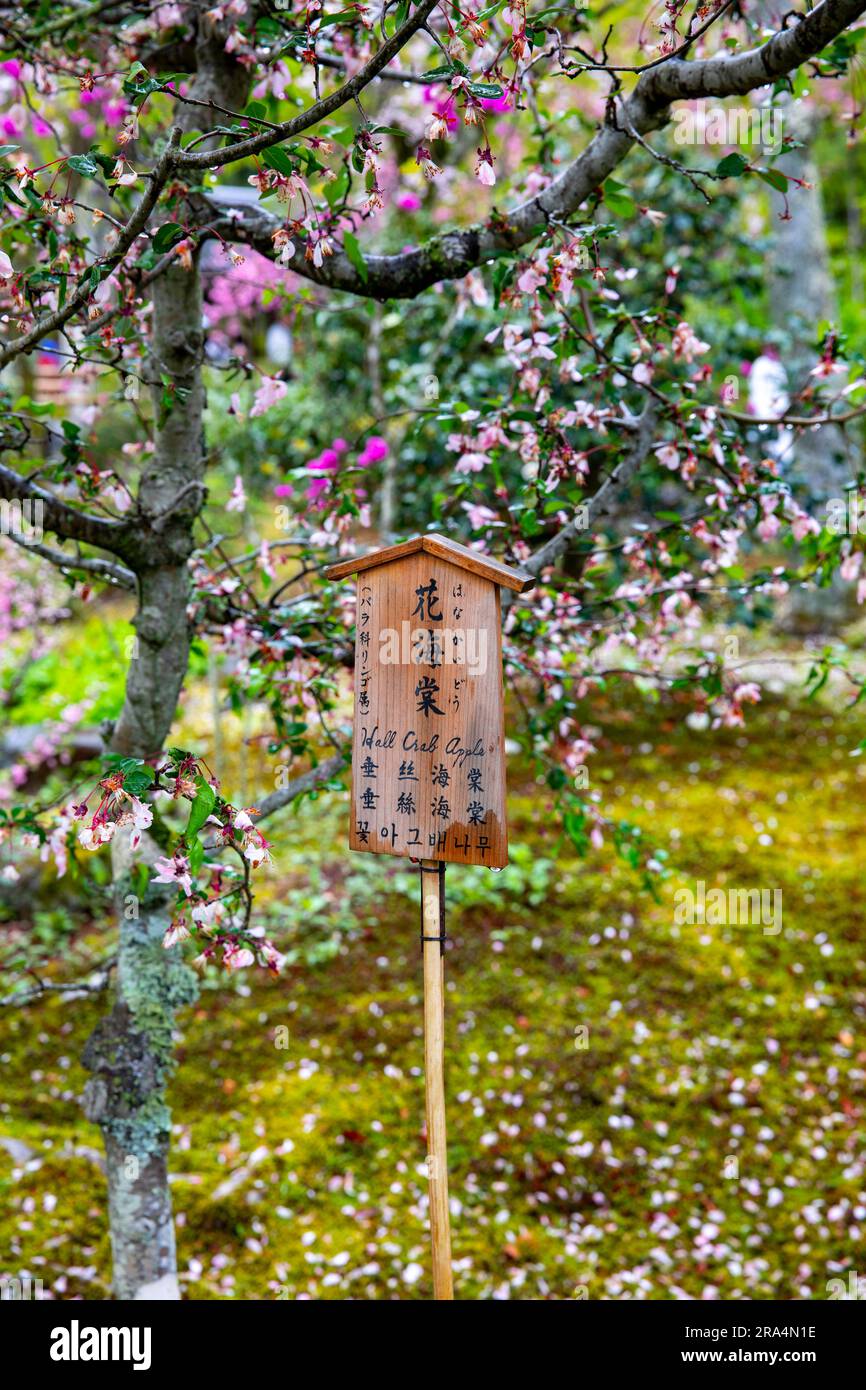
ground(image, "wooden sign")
xmin=326 ymin=534 xmax=533 ymax=868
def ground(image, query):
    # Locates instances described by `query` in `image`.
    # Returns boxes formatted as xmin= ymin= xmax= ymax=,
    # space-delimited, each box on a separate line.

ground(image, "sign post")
xmin=326 ymin=533 xmax=533 ymax=1299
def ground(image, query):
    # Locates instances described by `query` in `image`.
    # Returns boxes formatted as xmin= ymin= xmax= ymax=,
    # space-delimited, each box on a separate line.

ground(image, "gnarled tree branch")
xmin=197 ymin=0 xmax=866 ymax=300
xmin=0 ymin=462 xmax=131 ymax=552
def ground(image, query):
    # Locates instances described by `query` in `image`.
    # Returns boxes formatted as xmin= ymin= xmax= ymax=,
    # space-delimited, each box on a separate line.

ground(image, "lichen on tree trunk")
xmin=82 ymin=830 xmax=198 ymax=1301
xmin=81 ymin=257 xmax=207 ymax=1300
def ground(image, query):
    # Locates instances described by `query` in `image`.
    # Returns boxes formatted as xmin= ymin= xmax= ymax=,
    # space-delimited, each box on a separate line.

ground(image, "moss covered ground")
xmin=1 ymin=694 xmax=865 ymax=1300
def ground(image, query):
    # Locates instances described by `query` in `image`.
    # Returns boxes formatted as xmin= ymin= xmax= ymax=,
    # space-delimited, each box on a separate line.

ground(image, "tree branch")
xmin=0 ymin=962 xmax=115 ymax=1010
xmin=0 ymin=127 xmax=181 ymax=371
xmin=200 ymin=0 xmax=866 ymax=300
xmin=255 ymin=750 xmax=346 ymax=823
xmin=0 ymin=464 xmax=131 ymax=552
xmin=503 ymin=403 xmax=659 ymax=612
xmin=6 ymin=530 xmax=136 ymax=587
xmin=174 ymin=0 xmax=441 ymax=171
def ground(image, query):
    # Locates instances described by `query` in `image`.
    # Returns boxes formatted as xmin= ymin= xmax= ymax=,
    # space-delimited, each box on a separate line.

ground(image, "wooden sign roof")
xmin=325 ymin=533 xmax=535 ymax=594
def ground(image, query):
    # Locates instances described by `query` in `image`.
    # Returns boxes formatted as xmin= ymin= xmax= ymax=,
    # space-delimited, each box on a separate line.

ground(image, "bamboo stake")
xmin=420 ymin=859 xmax=454 ymax=1301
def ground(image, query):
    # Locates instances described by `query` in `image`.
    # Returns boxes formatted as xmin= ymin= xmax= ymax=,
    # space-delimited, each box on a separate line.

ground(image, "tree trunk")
xmin=82 ymin=830 xmax=199 ymax=1300
xmin=768 ymin=102 xmax=851 ymax=500
xmin=81 ymin=259 xmax=206 ymax=1300
xmin=766 ymin=98 xmax=859 ymax=632
xmin=78 ymin=2 xmax=251 ymax=1298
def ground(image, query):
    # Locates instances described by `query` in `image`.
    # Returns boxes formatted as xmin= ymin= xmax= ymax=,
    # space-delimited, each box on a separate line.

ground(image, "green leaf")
xmin=324 ymin=166 xmax=349 ymax=208
xmin=67 ymin=153 xmax=100 ymax=179
xmin=112 ymin=758 xmax=155 ymax=797
xmin=122 ymin=767 xmax=155 ymax=797
xmin=342 ymin=230 xmax=368 ymax=284
xmin=318 ymin=9 xmax=359 ymax=26
xmin=492 ymin=259 xmax=514 ymax=308
xmin=603 ymin=178 xmax=636 ymax=218
xmin=187 ymin=834 xmax=205 ymax=877
xmin=262 ymin=144 xmax=297 ymax=177
xmin=122 ymin=63 xmax=163 ymax=104
xmin=466 ymin=81 xmax=503 ymax=99
xmin=186 ymin=776 xmax=216 ymax=839
xmin=152 ymin=221 xmax=186 ymax=253
xmin=715 ymin=152 xmax=750 ymax=178
xmin=756 ymin=167 xmax=788 ymax=193
xmin=423 ymin=63 xmax=458 ymax=80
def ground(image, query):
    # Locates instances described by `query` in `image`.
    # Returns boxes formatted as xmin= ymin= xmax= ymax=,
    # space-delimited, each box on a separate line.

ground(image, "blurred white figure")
xmin=265 ymin=322 xmax=292 ymax=369
xmin=748 ymin=350 xmax=793 ymax=463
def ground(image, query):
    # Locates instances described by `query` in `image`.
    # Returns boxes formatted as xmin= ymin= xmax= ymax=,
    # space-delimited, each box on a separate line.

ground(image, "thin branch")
xmin=255 ymin=751 xmax=347 ymax=822
xmin=175 ymin=0 xmax=441 ymax=171
xmin=0 ymin=961 xmax=115 ymax=1010
xmin=503 ymin=402 xmax=659 ymax=612
xmin=0 ymin=127 xmax=181 ymax=371
xmin=5 ymin=531 xmax=136 ymax=587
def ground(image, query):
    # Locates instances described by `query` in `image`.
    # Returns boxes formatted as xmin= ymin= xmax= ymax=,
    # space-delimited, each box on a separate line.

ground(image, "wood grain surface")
xmin=348 ymin=552 xmax=508 ymax=867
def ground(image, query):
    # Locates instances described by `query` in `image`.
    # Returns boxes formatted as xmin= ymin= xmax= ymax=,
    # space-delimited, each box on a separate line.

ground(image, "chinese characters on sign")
xmin=351 ymin=555 xmax=507 ymax=866
xmin=326 ymin=534 xmax=533 ymax=868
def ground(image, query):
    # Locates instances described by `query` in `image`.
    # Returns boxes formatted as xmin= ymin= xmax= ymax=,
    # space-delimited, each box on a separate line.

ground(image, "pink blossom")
xmin=307 ymin=477 xmax=331 ymax=503
xmin=733 ymin=683 xmax=761 ymax=704
xmin=655 ymin=444 xmax=680 ymax=471
xmin=223 ymin=944 xmax=256 ymax=971
xmin=262 ymin=942 xmax=284 ymax=973
xmin=671 ymin=321 xmax=710 ymax=362
xmin=463 ymin=503 xmax=503 ymax=529
xmin=250 ymin=376 xmax=288 ymax=417
xmin=357 ymin=436 xmax=389 ymax=468
xmin=78 ymin=821 xmax=116 ymax=850
xmin=153 ymin=854 xmax=193 ymax=896
xmin=309 ymin=448 xmax=341 ymax=473
xmin=243 ymin=831 xmax=271 ymax=867
xmin=163 ymin=921 xmax=191 ymax=948
xmin=475 ymin=148 xmax=496 ymax=186
xmin=226 ymin=476 xmax=247 ymax=512
xmin=481 ymin=95 xmax=513 ymax=114
xmin=456 ymin=452 xmax=489 ymax=475
xmin=840 ymin=552 xmax=862 ymax=583
xmin=517 ymin=261 xmax=547 ymax=295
